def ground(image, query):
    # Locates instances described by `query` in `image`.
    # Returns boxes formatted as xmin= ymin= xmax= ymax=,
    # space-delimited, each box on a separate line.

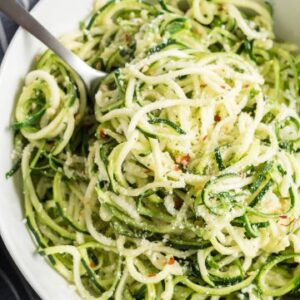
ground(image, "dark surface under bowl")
xmin=0 ymin=237 xmax=39 ymax=300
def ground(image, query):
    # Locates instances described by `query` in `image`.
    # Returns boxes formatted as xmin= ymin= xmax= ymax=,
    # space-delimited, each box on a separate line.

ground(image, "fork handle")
xmin=0 ymin=0 xmax=104 ymax=87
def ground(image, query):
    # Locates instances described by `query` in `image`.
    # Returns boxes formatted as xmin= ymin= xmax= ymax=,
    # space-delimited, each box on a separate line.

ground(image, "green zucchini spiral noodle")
xmin=9 ymin=0 xmax=300 ymax=299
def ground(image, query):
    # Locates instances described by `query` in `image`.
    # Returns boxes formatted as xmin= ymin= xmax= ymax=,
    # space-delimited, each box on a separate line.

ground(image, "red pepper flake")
xmin=144 ymin=169 xmax=151 ymax=174
xmin=182 ymin=155 xmax=191 ymax=165
xmin=244 ymin=84 xmax=249 ymax=88
xmin=90 ymin=261 xmax=96 ymax=268
xmin=167 ymin=257 xmax=175 ymax=265
xmin=202 ymin=135 xmax=208 ymax=141
xmin=220 ymin=85 xmax=226 ymax=89
xmin=148 ymin=273 xmax=156 ymax=278
xmin=99 ymin=128 xmax=108 ymax=139
xmin=214 ymin=115 xmax=221 ymax=122
xmin=175 ymin=154 xmax=190 ymax=166
xmin=279 ymin=215 xmax=288 ymax=219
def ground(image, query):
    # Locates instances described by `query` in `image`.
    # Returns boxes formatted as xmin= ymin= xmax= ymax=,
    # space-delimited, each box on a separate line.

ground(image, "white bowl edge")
xmin=0 ymin=1 xmax=94 ymax=299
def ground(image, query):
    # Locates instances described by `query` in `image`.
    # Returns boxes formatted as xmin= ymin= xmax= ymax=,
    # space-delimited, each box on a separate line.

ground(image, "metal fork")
xmin=0 ymin=0 xmax=106 ymax=94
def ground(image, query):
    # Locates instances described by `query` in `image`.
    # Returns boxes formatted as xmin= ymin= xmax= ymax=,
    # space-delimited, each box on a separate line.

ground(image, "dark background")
xmin=0 ymin=238 xmax=39 ymax=300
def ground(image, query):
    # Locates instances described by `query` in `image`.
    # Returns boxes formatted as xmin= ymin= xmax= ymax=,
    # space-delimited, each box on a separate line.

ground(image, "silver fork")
xmin=0 ymin=0 xmax=106 ymax=93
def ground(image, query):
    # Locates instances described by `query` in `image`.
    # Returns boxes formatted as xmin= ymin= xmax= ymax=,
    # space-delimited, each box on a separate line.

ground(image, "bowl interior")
xmin=271 ymin=0 xmax=300 ymax=45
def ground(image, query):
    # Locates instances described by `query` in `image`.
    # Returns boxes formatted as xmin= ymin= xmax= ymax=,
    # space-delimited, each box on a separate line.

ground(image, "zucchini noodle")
xmin=9 ymin=0 xmax=300 ymax=298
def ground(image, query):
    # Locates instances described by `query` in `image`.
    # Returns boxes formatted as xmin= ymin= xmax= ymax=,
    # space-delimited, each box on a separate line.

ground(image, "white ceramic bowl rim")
xmin=0 ymin=1 xmax=94 ymax=299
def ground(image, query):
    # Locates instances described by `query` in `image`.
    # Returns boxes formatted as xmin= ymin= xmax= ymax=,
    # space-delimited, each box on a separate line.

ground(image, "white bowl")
xmin=0 ymin=0 xmax=300 ymax=299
